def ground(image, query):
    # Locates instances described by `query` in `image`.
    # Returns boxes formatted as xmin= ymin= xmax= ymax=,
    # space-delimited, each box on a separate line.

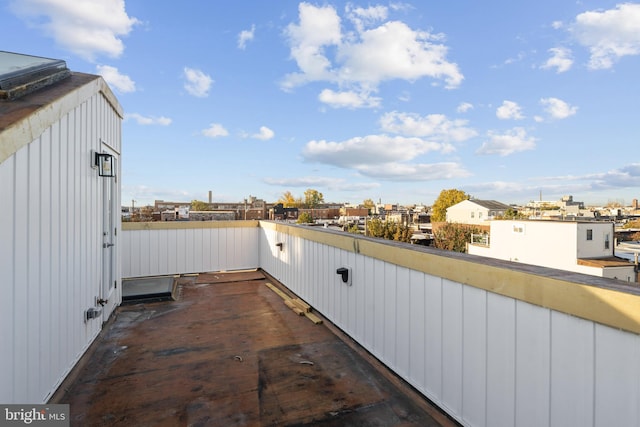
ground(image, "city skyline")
xmin=3 ymin=1 xmax=640 ymax=207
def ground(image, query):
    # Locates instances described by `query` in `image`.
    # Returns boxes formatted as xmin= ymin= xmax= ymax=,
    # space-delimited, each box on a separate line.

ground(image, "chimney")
xmin=208 ymin=191 xmax=212 ymax=204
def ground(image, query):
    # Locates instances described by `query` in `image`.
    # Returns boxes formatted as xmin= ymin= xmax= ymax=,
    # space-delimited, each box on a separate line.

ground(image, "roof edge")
xmin=0 ymin=72 xmax=122 ymax=165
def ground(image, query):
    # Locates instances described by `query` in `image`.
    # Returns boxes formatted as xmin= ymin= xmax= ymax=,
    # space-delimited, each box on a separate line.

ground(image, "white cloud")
xmin=570 ymin=3 xmax=640 ymax=69
xmin=11 ymin=0 xmax=139 ymax=61
xmin=379 ymin=111 xmax=477 ymax=143
xmin=357 ymin=162 xmax=470 ymax=181
xmin=282 ymin=3 xmax=463 ymax=102
xmin=238 ymin=25 xmax=255 ymax=49
xmin=282 ymin=3 xmax=342 ymax=89
xmin=476 ymin=127 xmax=536 ymax=156
xmin=535 ymin=164 xmax=640 ymax=194
xmin=183 ymin=67 xmax=213 ymax=98
xmin=252 ymin=126 xmax=275 ymax=140
xmin=263 ymin=176 xmax=380 ymax=191
xmin=587 ymin=163 xmax=640 ymax=188
xmin=202 ymin=123 xmax=228 ymax=138
xmin=318 ymin=88 xmax=381 ymax=109
xmin=303 ymin=134 xmax=445 ymax=168
xmin=338 ymin=21 xmax=462 ymax=88
xmin=496 ymin=100 xmax=524 ymax=120
xmin=346 ymin=4 xmax=388 ymax=32
xmin=540 ymin=97 xmax=578 ymax=119
xmin=541 ymin=47 xmax=573 ymax=73
xmin=457 ymin=102 xmax=473 ymax=113
xmin=300 ymin=133 xmax=471 ymax=181
xmin=125 ymin=113 xmax=171 ymax=126
xmin=96 ymin=65 xmax=135 ymax=93
xmin=389 ymin=2 xmax=413 ymax=13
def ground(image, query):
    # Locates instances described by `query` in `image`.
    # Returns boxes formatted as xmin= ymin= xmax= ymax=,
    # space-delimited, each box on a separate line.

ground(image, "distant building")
xmin=154 ymin=195 xmax=267 ymax=220
xmin=298 ymin=207 xmax=340 ymax=220
xmin=468 ymin=220 xmax=636 ymax=282
xmin=341 ymin=207 xmax=369 ymax=217
xmin=270 ymin=203 xmax=299 ymax=221
xmin=446 ymin=199 xmax=511 ymax=225
xmin=189 ymin=211 xmax=235 ymax=221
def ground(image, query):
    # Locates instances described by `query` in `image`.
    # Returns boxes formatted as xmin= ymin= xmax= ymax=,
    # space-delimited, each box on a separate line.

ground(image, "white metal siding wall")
xmin=121 ymin=225 xmax=260 ymax=278
xmin=259 ymin=225 xmax=640 ymax=427
xmin=0 ymin=92 xmax=121 ymax=404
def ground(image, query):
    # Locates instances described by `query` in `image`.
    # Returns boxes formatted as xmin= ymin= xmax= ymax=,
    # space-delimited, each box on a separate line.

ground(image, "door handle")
xmin=103 ymin=243 xmax=115 ymax=248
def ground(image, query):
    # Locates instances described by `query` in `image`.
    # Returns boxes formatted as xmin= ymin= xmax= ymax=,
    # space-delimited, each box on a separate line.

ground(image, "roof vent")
xmin=0 ymin=51 xmax=71 ymax=100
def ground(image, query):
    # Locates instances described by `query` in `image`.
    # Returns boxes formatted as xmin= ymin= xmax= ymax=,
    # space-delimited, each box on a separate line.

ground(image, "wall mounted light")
xmin=94 ymin=152 xmax=115 ymax=177
xmin=275 ymin=242 xmax=284 ymax=251
xmin=336 ymin=267 xmax=352 ymax=286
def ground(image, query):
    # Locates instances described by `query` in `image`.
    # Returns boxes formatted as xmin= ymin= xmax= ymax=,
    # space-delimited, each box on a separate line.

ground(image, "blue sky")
xmin=3 ymin=1 xmax=640 ymax=207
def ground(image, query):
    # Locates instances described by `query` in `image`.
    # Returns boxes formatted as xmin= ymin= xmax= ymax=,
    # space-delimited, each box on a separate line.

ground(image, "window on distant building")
xmin=479 ymin=212 xmax=483 ymax=219
xmin=605 ymin=233 xmax=610 ymax=249
xmin=586 ymin=229 xmax=593 ymax=240
xmin=470 ymin=212 xmax=474 ymax=218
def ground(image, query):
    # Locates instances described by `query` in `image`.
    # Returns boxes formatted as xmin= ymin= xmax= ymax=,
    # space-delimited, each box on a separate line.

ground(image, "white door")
xmin=101 ymin=148 xmax=118 ymax=320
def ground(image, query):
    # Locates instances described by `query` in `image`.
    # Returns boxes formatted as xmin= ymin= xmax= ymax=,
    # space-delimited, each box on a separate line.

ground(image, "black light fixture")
xmin=336 ymin=267 xmax=352 ymax=285
xmin=95 ymin=152 xmax=115 ymax=177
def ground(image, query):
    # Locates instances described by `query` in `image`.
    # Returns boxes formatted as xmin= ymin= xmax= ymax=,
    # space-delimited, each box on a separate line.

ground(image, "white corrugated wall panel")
xmin=383 ymin=263 xmax=397 ymax=367
xmin=0 ymin=157 xmax=15 ymax=403
xmin=121 ymin=226 xmax=260 ymax=278
xmin=441 ymin=280 xmax=463 ymax=416
xmin=462 ymin=285 xmax=487 ymax=427
xmin=486 ymin=293 xmax=516 ymax=427
xmin=515 ymin=301 xmax=551 ymax=427
xmin=408 ymin=270 xmax=426 ymax=392
xmin=423 ymin=273 xmax=443 ymax=402
xmin=550 ymin=311 xmax=594 ymax=427
xmin=13 ymin=148 xmax=30 ymax=402
xmin=594 ymin=324 xmax=640 ymax=426
xmin=395 ymin=267 xmax=411 ymax=379
xmin=372 ymin=258 xmax=386 ymax=361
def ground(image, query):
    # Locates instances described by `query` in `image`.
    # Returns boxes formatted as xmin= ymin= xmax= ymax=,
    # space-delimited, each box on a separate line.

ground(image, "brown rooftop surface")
xmin=52 ymin=270 xmax=456 ymax=426
xmin=577 ymin=256 xmax=634 ymax=268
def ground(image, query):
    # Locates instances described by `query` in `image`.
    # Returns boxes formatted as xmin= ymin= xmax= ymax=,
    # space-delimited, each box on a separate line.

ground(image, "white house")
xmin=446 ymin=199 xmax=512 ymax=225
xmin=0 ymin=51 xmax=123 ymax=403
xmin=468 ymin=220 xmax=636 ymax=282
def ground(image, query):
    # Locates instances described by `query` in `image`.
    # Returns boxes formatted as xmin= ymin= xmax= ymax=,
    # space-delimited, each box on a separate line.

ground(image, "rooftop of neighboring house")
xmin=464 ymin=199 xmax=512 ymax=210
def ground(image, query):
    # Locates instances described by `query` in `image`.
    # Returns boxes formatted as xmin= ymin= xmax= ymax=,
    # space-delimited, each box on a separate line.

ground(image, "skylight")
xmin=0 ymin=51 xmax=70 ymax=99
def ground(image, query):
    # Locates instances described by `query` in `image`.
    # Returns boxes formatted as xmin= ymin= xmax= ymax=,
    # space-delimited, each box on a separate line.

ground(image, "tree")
xmin=278 ymin=191 xmax=301 ymax=208
xmin=431 ymin=189 xmax=470 ymax=222
xmin=366 ymin=218 xmax=412 ymax=243
xmin=191 ymin=200 xmax=209 ymax=211
xmin=623 ymin=220 xmax=640 ymax=229
xmin=362 ymin=198 xmax=375 ymax=214
xmin=433 ymin=222 xmax=481 ymax=253
xmin=496 ymin=207 xmax=527 ymax=220
xmin=304 ymin=188 xmax=324 ymax=209
xmin=297 ymin=212 xmax=314 ymax=224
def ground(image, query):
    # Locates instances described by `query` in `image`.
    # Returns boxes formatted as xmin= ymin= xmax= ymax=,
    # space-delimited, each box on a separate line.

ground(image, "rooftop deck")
xmin=52 ymin=270 xmax=455 ymax=426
